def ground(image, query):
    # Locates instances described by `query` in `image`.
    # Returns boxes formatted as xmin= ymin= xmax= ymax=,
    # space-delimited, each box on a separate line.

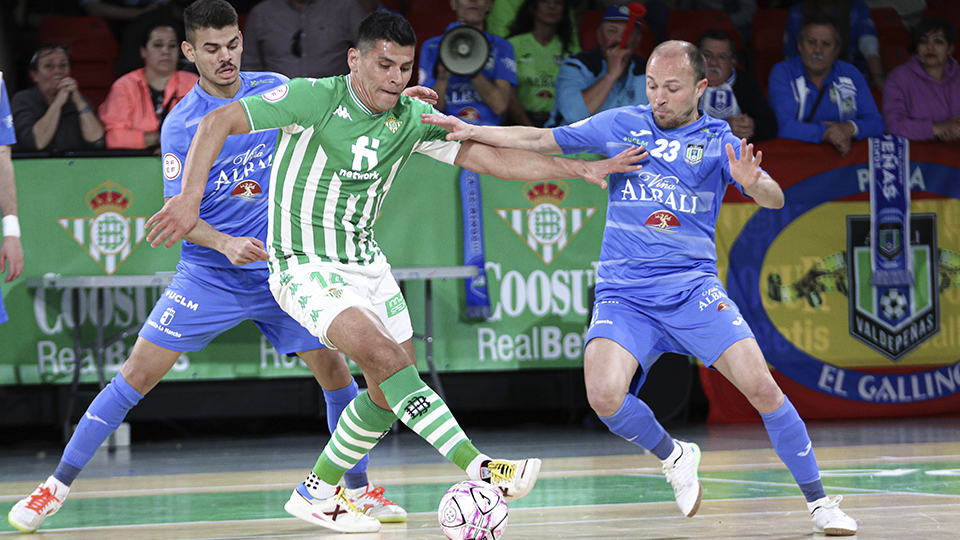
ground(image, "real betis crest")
xmin=384 ymin=116 xmax=402 ymax=133
xmin=57 ymin=179 xmax=149 ymax=275
xmin=496 ymin=180 xmax=596 ymax=264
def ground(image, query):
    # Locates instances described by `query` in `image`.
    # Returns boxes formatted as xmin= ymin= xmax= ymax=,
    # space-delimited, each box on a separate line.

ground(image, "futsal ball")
xmin=880 ymin=288 xmax=908 ymax=319
xmin=438 ymin=480 xmax=509 ymax=540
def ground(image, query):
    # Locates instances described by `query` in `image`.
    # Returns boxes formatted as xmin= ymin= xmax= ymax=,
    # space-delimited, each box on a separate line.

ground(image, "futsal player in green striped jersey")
xmin=147 ymin=9 xmax=645 ymax=533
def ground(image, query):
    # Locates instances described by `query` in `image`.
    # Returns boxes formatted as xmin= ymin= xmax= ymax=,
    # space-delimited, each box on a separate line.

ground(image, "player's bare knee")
xmin=585 ymin=380 xmax=624 ymax=418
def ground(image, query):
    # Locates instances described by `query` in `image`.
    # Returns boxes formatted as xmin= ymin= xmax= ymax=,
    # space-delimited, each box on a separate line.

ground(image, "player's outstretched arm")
xmin=146 ymin=102 xmax=251 ymax=248
xmin=455 ymin=142 xmax=645 ymax=189
xmin=183 ymin=217 xmax=268 ymax=266
xmin=421 ymin=113 xmax=562 ymax=154
xmin=725 ymin=139 xmax=784 ymax=209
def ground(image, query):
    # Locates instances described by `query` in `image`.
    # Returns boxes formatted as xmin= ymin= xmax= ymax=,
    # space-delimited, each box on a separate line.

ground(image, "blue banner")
xmin=460 ymin=168 xmax=491 ymax=318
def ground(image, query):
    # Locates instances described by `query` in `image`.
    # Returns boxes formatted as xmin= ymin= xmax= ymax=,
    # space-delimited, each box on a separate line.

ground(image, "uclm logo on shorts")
xmin=57 ymin=179 xmax=148 ymax=275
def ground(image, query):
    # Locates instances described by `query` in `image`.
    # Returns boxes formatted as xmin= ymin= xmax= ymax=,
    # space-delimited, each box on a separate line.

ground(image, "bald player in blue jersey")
xmin=423 ymin=40 xmax=859 ymax=536
xmin=8 ymin=0 xmax=417 ymax=533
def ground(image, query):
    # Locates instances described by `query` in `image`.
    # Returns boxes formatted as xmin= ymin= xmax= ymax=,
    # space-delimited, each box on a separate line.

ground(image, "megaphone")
xmin=438 ymin=25 xmax=490 ymax=77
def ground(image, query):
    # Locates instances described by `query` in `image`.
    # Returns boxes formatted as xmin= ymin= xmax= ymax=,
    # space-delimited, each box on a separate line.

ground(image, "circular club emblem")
xmin=262 ymin=84 xmax=289 ymax=102
xmin=163 ymin=153 xmax=181 ymax=180
xmin=527 ymin=203 xmax=566 ymax=246
xmin=90 ymin=211 xmax=130 ymax=256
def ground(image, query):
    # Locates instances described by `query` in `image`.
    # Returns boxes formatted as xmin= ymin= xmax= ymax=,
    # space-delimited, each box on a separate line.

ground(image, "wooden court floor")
xmin=2 ymin=425 xmax=959 ymax=539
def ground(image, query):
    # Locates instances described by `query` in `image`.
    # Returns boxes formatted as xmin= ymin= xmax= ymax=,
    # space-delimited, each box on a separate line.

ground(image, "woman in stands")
xmin=505 ymin=0 xmax=579 ymax=127
xmin=99 ymin=22 xmax=198 ymax=151
xmin=882 ymin=17 xmax=960 ymax=142
xmin=11 ymin=43 xmax=105 ymax=152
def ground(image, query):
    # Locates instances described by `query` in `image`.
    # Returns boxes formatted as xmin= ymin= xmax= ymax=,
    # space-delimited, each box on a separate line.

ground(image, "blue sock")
xmin=761 ymin=395 xmax=823 ymax=496
xmin=599 ymin=394 xmax=674 ymax=460
xmin=55 ymin=373 xmax=143 ymax=486
xmin=323 ymin=380 xmax=369 ymax=488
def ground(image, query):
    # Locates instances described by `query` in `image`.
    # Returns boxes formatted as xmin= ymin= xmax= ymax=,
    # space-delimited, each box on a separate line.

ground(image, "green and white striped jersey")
xmin=240 ymin=75 xmax=461 ymax=272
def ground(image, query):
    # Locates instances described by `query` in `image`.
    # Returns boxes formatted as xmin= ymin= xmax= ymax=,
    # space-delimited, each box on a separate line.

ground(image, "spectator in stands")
xmin=783 ymin=0 xmax=886 ymax=89
xmin=698 ymin=29 xmax=777 ymax=141
xmin=487 ymin=0 xmax=581 ymax=49
xmin=11 ymin=44 xmax=105 ymax=152
xmin=118 ymin=0 xmax=197 ymax=76
xmin=883 ymin=17 xmax=960 ymax=141
xmin=419 ymin=0 xmax=516 ymax=125
xmin=241 ymin=0 xmax=366 ymax=78
xmin=545 ymin=4 xmax=648 ymax=127
xmin=769 ymin=15 xmax=883 ymax=155
xmin=99 ymin=23 xmax=198 ymax=150
xmin=506 ymin=0 xmax=580 ymax=127
xmin=581 ymin=0 xmax=671 ymax=43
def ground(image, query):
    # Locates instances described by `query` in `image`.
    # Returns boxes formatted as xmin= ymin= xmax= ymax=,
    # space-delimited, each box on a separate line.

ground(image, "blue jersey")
xmin=553 ymin=106 xmax=749 ymax=295
xmin=160 ymin=71 xmax=288 ymax=269
xmin=0 ymin=77 xmax=15 ymax=146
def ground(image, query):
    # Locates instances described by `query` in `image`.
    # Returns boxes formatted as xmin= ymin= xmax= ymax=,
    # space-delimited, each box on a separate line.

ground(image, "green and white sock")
xmin=312 ymin=390 xmax=395 ymax=486
xmin=380 ymin=365 xmax=481 ymax=471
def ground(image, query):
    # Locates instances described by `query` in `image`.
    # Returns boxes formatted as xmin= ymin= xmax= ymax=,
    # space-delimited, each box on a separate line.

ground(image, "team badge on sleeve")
xmin=684 ymin=143 xmax=704 ymax=166
xmin=262 ymin=84 xmax=289 ymax=102
xmin=163 ymin=153 xmax=182 ymax=180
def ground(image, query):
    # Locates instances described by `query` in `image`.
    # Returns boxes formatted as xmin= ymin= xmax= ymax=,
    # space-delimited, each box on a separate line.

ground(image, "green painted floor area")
xmin=6 ymin=461 xmax=958 ymax=531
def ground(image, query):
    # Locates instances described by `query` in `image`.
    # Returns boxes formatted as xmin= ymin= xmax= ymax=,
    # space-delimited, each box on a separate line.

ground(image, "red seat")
xmin=750 ymin=8 xmax=788 ymax=93
xmin=406 ymin=0 xmax=456 ymax=86
xmin=579 ymin=9 xmax=657 ymax=58
xmin=871 ymin=8 xmax=912 ymax=72
xmin=38 ymin=16 xmax=119 ymax=108
xmin=666 ymin=10 xmax=742 ymax=51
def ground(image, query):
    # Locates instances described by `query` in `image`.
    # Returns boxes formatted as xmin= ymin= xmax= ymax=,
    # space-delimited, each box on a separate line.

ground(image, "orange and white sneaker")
xmin=350 ymin=484 xmax=407 ymax=523
xmin=8 ymin=475 xmax=70 ymax=533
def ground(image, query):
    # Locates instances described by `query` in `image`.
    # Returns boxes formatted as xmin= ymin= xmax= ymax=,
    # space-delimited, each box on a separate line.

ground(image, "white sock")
xmin=303 ymin=471 xmax=337 ymax=499
xmin=466 ymin=454 xmax=492 ymax=481
xmin=661 ymin=440 xmax=682 ymax=465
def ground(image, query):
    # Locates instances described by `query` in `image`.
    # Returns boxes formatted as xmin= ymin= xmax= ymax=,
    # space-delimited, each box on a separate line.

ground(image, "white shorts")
xmin=268 ymin=258 xmax=413 ymax=349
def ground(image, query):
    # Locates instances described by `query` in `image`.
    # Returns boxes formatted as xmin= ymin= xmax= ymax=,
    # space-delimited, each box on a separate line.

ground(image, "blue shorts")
xmin=587 ymin=275 xmax=754 ymax=393
xmin=139 ymin=261 xmax=323 ymax=354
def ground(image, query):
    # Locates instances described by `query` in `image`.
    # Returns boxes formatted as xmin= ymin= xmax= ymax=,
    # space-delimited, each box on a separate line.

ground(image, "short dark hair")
xmin=697 ymin=29 xmax=736 ymax=57
xmin=914 ymin=16 xmax=957 ymax=49
xmin=29 ymin=43 xmax=71 ymax=72
xmin=798 ymin=14 xmax=843 ymax=51
xmin=183 ymin=0 xmax=238 ymax=44
xmin=357 ymin=10 xmax=416 ymax=52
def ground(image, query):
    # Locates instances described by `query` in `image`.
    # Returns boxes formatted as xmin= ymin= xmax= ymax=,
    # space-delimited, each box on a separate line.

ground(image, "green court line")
xmin=4 ymin=462 xmax=958 ymax=532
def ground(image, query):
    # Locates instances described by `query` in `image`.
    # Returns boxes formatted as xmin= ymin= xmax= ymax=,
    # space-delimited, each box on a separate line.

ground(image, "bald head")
xmin=647 ymin=40 xmax=706 ymax=86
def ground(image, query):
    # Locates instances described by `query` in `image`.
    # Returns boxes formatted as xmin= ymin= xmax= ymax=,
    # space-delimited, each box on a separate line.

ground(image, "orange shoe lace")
xmin=359 ymin=486 xmax=395 ymax=506
xmin=24 ymin=486 xmax=59 ymax=513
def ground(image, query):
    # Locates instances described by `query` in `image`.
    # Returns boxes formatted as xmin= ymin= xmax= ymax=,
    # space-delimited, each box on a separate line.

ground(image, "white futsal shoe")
xmin=481 ymin=458 xmax=542 ymax=501
xmin=808 ymin=495 xmax=858 ymax=536
xmin=662 ymin=440 xmax=703 ymax=517
xmin=8 ymin=475 xmax=70 ymax=533
xmin=349 ymin=483 xmax=407 ymax=523
xmin=284 ymin=483 xmax=381 ymax=533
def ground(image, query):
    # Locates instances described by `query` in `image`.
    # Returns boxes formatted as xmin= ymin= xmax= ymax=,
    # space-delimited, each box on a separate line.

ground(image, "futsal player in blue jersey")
xmin=1 ymin=73 xmax=24 ymax=326
xmin=423 ymin=40 xmax=859 ymax=536
xmin=8 ymin=0 xmax=415 ymax=533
